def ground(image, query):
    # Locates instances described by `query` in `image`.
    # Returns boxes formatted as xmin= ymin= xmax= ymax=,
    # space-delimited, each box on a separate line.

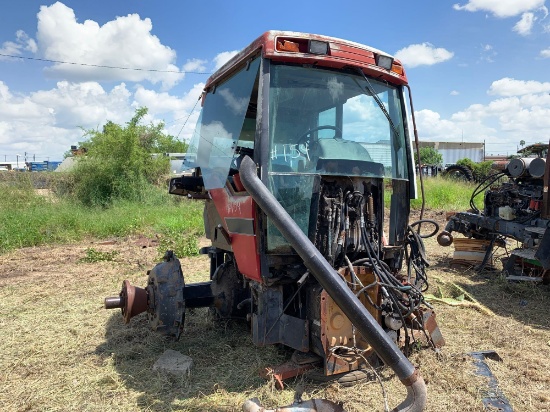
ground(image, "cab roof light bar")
xmin=375 ymin=54 xmax=393 ymax=70
xmin=308 ymin=40 xmax=329 ymax=55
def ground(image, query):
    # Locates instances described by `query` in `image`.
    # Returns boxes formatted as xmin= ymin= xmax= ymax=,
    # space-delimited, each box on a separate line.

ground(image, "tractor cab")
xmin=108 ymin=32 xmax=441 ymax=399
xmin=180 ymin=33 xmax=415 ymax=263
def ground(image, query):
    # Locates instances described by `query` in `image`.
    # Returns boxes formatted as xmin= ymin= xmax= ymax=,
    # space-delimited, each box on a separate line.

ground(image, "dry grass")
xmin=1 ymin=228 xmax=549 ymax=411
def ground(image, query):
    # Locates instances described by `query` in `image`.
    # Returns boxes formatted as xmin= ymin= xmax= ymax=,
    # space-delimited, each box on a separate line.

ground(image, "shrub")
xmin=456 ymin=158 xmax=495 ymax=182
xmin=70 ymin=107 xmax=186 ymax=206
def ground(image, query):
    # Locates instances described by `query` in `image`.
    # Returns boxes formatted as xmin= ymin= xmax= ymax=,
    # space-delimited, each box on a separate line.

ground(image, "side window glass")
xmin=184 ymin=58 xmax=260 ymax=189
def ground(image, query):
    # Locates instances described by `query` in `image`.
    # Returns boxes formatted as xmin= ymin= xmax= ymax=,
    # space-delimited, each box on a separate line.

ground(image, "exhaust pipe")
xmin=239 ymin=156 xmax=427 ymax=412
xmin=243 ymin=397 xmax=344 ymax=412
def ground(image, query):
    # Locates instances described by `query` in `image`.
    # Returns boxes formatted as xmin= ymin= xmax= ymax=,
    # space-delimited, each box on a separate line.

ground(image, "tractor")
xmin=105 ymin=31 xmax=443 ymax=411
xmin=438 ymin=144 xmax=550 ymax=283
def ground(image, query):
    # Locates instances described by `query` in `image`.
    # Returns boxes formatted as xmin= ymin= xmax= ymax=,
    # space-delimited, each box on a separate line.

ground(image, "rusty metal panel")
xmin=422 ymin=310 xmax=445 ymax=348
xmin=320 ymin=266 xmax=380 ymax=376
xmin=260 ymin=361 xmax=318 ymax=390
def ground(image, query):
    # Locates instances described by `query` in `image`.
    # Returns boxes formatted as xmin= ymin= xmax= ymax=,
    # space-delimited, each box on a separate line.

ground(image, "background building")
xmin=418 ymin=141 xmax=485 ymax=165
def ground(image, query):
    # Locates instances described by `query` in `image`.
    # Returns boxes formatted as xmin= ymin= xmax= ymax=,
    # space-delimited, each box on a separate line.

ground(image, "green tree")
xmin=71 ymin=107 xmax=181 ymax=206
xmin=414 ymin=147 xmax=443 ymax=166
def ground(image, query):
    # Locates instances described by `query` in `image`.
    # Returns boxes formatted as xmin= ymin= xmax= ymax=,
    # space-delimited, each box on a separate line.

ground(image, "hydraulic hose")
xmin=239 ymin=156 xmax=426 ymax=412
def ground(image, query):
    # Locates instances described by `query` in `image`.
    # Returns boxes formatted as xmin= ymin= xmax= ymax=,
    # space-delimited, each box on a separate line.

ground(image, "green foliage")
xmin=70 ymin=107 xmax=186 ymax=206
xmin=80 ymin=248 xmax=119 ymax=263
xmin=154 ymin=133 xmax=189 ymax=154
xmin=456 ymin=158 xmax=494 ymax=182
xmin=414 ymin=147 xmax=443 ymax=166
xmin=157 ymin=228 xmax=200 ymax=259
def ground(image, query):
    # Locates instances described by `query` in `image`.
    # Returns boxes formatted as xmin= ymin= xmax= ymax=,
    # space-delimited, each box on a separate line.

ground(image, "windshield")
xmin=268 ymin=65 xmax=409 ymax=180
xmin=266 ymin=64 xmax=410 ymax=252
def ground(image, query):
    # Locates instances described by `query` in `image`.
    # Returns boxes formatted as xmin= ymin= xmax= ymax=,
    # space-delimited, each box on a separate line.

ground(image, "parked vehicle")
xmin=105 ymin=31 xmax=443 ymax=411
xmin=438 ymin=148 xmax=550 ymax=283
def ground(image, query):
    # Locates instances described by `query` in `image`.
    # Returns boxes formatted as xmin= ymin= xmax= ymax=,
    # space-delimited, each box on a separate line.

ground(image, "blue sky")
xmin=1 ymin=0 xmax=550 ymax=162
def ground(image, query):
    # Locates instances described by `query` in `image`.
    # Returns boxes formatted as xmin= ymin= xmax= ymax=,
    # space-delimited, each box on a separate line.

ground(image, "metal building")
xmin=419 ymin=141 xmax=484 ymax=165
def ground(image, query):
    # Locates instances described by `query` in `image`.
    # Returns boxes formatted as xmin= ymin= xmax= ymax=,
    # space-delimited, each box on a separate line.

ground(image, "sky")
xmin=1 ymin=0 xmax=550 ymax=162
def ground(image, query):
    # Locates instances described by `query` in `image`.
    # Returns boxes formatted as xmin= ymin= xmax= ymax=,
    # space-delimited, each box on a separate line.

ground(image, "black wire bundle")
xmin=469 ymin=172 xmax=507 ymax=213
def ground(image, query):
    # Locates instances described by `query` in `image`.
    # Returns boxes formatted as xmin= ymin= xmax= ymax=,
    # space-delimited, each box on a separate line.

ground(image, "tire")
xmin=210 ymin=261 xmax=250 ymax=320
xmin=146 ymin=251 xmax=186 ymax=340
xmin=443 ymin=164 xmax=474 ymax=182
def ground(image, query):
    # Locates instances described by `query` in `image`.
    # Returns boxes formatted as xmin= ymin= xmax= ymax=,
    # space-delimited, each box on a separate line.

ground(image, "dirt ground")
xmin=1 ymin=212 xmax=549 ymax=411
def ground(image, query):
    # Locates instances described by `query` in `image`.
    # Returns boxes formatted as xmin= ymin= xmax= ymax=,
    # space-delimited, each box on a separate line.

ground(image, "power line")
xmin=176 ymin=95 xmax=201 ymax=140
xmin=0 ymin=52 xmax=212 ymax=75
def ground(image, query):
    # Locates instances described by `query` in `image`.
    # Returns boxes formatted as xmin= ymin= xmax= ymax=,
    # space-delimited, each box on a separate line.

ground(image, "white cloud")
xmin=394 ymin=43 xmax=454 ymax=68
xmin=134 ymin=87 xmax=189 ymax=115
xmin=183 ymin=59 xmax=207 ymax=73
xmin=416 ymin=109 xmax=462 ymax=138
xmin=540 ymin=48 xmax=550 ymax=58
xmin=131 ymin=83 xmax=204 ymax=141
xmin=0 ymin=78 xmax=206 ymax=158
xmin=0 ymin=30 xmax=37 ymax=59
xmin=417 ymin=77 xmax=550 ymax=154
xmin=30 ymin=81 xmax=133 ymax=128
xmin=450 ymin=90 xmax=460 ymax=96
xmin=36 ymin=2 xmax=183 ymax=89
xmin=213 ymin=50 xmax=239 ymax=70
xmin=417 ymin=106 xmax=496 ymax=144
xmin=0 ymin=2 xmax=245 ymax=159
xmin=488 ymin=77 xmax=550 ymax=96
xmin=513 ymin=12 xmax=536 ymax=35
xmin=479 ymin=43 xmax=497 ymax=63
xmin=0 ymin=81 xmax=53 ymax=122
xmin=453 ymin=0 xmax=545 ymax=18
xmin=16 ymin=30 xmax=37 ymax=53
xmin=0 ymin=79 xmax=137 ymax=156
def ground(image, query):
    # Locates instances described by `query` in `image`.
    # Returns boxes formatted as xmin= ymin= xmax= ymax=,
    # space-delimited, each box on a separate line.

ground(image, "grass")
xmin=80 ymin=248 xmax=120 ymax=263
xmin=0 ymin=174 xmax=204 ymax=255
xmin=0 ymin=234 xmax=549 ymax=411
xmin=410 ymin=176 xmax=482 ymax=211
xmin=0 ymin=174 xmax=477 ymax=256
xmin=1 ymin=174 xmax=549 ymax=411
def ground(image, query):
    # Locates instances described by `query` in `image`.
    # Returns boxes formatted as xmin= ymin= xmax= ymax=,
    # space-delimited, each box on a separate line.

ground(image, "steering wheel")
xmin=296 ymin=125 xmax=343 ymax=155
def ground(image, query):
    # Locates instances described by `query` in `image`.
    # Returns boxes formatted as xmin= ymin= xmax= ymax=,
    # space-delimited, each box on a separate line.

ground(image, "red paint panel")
xmin=206 ymin=31 xmax=409 ymax=89
xmin=209 ymin=187 xmax=262 ymax=282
